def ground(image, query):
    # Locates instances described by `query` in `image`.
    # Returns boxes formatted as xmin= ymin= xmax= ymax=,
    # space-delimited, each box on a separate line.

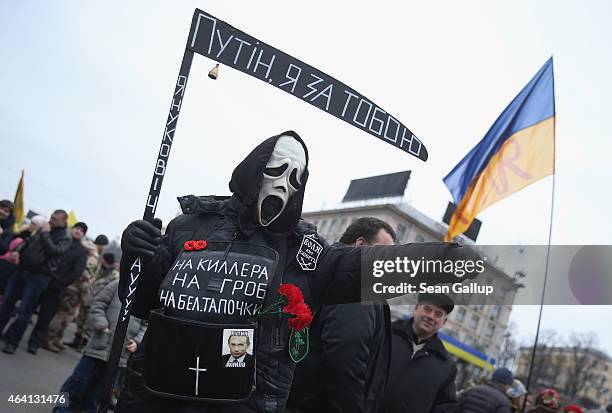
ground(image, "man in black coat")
xmin=116 ymin=131 xmax=478 ymax=413
xmin=456 ymin=367 xmax=514 ymax=413
xmin=0 ymin=199 xmax=15 ymax=256
xmin=384 ymin=293 xmax=458 ymax=413
xmin=0 ymin=209 xmax=72 ymax=354
xmin=27 ymin=222 xmax=89 ymax=354
xmin=0 ymin=200 xmax=16 ymax=294
xmin=288 ymin=217 xmax=395 ymax=413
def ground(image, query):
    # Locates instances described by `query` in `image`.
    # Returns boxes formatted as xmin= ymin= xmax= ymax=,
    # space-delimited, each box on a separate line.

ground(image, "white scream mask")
xmin=257 ymin=135 xmax=307 ymax=227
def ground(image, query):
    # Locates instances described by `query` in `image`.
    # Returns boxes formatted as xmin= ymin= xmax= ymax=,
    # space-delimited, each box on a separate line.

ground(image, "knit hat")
xmin=536 ymin=388 xmax=561 ymax=409
xmin=102 ymin=252 xmax=115 ymax=265
xmin=73 ymin=222 xmax=88 ymax=234
xmin=94 ymin=234 xmax=109 ymax=246
xmin=564 ymin=405 xmax=585 ymax=413
xmin=506 ymin=379 xmax=527 ymax=398
xmin=491 ymin=367 xmax=514 ymax=385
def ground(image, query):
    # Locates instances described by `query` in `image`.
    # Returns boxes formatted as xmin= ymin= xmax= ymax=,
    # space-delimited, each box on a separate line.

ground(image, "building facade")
xmin=516 ymin=346 xmax=612 ymax=407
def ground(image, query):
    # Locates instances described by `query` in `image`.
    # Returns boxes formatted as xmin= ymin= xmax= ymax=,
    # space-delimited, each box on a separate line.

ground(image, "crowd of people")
xmin=0 ymin=200 xmax=145 ymax=411
xmin=1 ymin=132 xmax=611 ymax=413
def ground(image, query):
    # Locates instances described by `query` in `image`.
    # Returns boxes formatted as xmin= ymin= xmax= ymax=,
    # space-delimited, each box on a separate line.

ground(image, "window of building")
xmin=319 ymin=220 xmax=328 ymax=232
xmin=485 ymin=323 xmax=495 ymax=338
xmin=339 ymin=218 xmax=348 ymax=234
xmin=395 ymin=224 xmax=407 ymax=243
xmin=455 ymin=307 xmax=466 ymax=322
xmin=415 ymin=234 xmax=425 ymax=243
xmin=469 ymin=314 xmax=480 ymax=330
xmin=328 ymin=219 xmax=338 ymax=234
xmin=490 ymin=305 xmax=501 ymax=319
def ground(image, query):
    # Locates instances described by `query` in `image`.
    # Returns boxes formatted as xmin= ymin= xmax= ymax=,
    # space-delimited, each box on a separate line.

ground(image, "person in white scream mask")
xmin=257 ymin=135 xmax=307 ymax=227
xmin=117 ymin=130 xmax=479 ymax=413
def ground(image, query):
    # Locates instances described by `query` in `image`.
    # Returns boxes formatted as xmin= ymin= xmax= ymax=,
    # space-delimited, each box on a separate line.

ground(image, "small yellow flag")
xmin=13 ymin=170 xmax=25 ymax=233
xmin=67 ymin=211 xmax=78 ymax=228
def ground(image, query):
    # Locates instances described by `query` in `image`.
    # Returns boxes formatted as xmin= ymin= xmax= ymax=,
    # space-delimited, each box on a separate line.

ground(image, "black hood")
xmin=229 ymin=130 xmax=309 ymax=237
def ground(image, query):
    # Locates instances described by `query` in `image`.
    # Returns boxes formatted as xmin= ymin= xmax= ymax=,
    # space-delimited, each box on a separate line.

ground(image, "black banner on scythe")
xmin=186 ymin=9 xmax=428 ymax=162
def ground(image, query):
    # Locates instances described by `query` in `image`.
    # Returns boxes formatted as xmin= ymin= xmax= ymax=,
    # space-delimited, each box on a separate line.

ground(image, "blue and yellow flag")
xmin=444 ymin=58 xmax=555 ymax=241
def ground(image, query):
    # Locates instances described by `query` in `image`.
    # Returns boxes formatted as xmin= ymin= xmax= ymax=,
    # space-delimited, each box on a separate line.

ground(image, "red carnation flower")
xmin=183 ymin=240 xmax=195 ymax=251
xmin=279 ymin=283 xmax=304 ymax=308
xmin=287 ymin=302 xmax=313 ymax=332
xmin=194 ymin=240 xmax=208 ymax=250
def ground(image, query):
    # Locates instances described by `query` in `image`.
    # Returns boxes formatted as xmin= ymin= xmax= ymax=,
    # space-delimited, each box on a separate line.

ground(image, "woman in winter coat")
xmin=54 ymin=279 xmax=147 ymax=413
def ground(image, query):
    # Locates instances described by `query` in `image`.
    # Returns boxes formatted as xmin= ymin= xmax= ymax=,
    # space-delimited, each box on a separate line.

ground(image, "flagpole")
xmin=95 ymin=46 xmax=196 ymax=413
xmin=522 ymin=57 xmax=556 ymax=411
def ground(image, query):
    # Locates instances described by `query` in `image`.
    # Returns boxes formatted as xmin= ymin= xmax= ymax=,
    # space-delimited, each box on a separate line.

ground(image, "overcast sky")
xmin=1 ymin=1 xmax=611 ymax=355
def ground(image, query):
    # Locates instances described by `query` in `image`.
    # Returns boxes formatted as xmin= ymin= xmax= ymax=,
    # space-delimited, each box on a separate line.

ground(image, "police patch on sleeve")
xmin=296 ymin=234 xmax=323 ymax=271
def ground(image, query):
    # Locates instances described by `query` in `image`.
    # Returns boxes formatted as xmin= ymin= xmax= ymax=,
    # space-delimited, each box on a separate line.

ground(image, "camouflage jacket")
xmin=64 ymin=252 xmax=100 ymax=307
xmin=88 ymin=265 xmax=120 ymax=304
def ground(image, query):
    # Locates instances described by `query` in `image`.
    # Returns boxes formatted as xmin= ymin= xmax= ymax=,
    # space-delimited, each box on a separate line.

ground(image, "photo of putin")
xmin=225 ymin=333 xmax=254 ymax=368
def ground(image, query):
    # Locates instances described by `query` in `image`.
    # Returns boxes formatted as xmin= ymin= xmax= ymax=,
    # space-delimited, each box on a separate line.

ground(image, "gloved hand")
xmin=121 ymin=219 xmax=162 ymax=258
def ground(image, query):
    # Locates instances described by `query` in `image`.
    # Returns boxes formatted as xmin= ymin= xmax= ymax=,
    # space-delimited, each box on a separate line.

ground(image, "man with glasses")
xmin=384 ymin=293 xmax=458 ymax=413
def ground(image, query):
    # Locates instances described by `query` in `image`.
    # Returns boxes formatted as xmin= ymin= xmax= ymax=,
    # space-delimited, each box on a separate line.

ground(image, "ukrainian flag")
xmin=444 ymin=58 xmax=555 ymax=241
xmin=438 ymin=331 xmax=495 ymax=371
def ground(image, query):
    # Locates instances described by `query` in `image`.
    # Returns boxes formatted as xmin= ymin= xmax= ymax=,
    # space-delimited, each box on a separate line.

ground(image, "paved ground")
xmin=0 ymin=320 xmax=82 ymax=413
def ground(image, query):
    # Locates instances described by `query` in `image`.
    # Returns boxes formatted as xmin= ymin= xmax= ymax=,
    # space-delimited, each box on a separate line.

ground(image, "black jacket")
xmin=0 ymin=214 xmax=15 ymax=255
xmin=456 ymin=382 xmax=513 ymax=413
xmin=288 ymin=300 xmax=390 ymax=413
xmin=18 ymin=226 xmax=72 ymax=276
xmin=119 ymin=195 xmax=365 ymax=413
xmin=118 ymin=132 xmax=476 ymax=413
xmin=52 ymin=238 xmax=88 ymax=288
xmin=384 ymin=318 xmax=458 ymax=413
